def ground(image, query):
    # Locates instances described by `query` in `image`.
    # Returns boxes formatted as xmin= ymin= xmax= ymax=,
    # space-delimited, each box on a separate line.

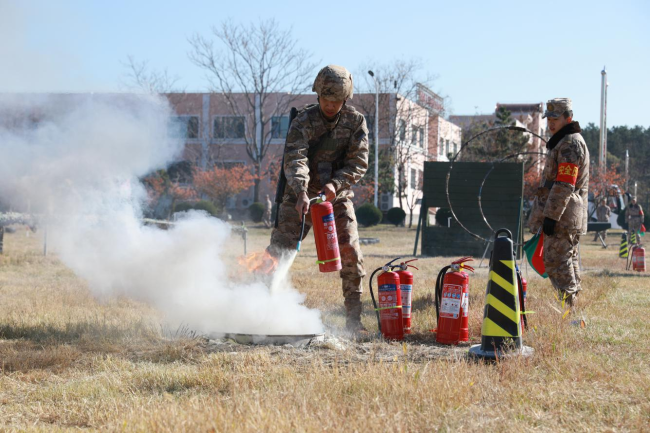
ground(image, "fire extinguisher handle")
xmin=384 ymin=257 xmax=402 ymax=269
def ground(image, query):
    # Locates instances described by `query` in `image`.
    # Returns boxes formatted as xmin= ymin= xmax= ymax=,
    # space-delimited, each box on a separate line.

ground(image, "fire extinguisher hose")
xmin=296 ymin=213 xmax=306 ymax=252
xmin=296 ymin=193 xmax=327 ymax=252
xmin=368 ymin=266 xmax=384 ymax=334
xmin=434 ymin=266 xmax=451 ymax=323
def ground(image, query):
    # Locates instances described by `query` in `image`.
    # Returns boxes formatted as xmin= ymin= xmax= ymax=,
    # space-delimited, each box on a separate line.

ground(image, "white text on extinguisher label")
xmin=401 ymin=284 xmax=412 ymax=318
xmin=378 ymin=284 xmax=399 ymax=320
xmin=321 ymin=213 xmax=338 ymax=251
xmin=440 ymin=284 xmax=462 ymax=319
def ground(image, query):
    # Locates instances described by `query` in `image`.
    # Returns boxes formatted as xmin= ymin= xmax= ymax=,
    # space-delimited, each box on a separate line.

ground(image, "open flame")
xmin=239 ymin=250 xmax=279 ymax=275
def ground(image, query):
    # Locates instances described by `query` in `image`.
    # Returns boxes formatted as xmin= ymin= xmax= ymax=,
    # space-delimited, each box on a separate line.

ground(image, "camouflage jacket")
xmin=528 ymin=130 xmax=589 ymax=234
xmin=596 ymin=204 xmax=611 ymax=222
xmin=626 ymin=204 xmax=644 ymax=220
xmin=284 ymin=104 xmax=369 ymax=201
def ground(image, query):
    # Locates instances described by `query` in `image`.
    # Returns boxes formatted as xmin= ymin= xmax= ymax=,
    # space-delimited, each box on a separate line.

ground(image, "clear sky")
xmin=1 ymin=0 xmax=648 ymax=127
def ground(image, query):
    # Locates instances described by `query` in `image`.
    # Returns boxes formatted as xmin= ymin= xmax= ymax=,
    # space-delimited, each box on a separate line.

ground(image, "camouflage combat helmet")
xmin=312 ymin=65 xmax=353 ymax=101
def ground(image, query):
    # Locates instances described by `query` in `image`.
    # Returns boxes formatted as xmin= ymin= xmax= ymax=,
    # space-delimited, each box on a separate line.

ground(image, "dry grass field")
xmin=0 ymin=224 xmax=648 ymax=432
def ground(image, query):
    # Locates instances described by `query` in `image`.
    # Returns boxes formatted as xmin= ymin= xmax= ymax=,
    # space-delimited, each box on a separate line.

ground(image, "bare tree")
xmin=122 ymin=55 xmax=184 ymax=94
xmin=404 ymin=169 xmax=423 ymax=228
xmin=188 ymin=19 xmax=316 ymax=202
xmin=354 ymin=58 xmax=438 ymax=210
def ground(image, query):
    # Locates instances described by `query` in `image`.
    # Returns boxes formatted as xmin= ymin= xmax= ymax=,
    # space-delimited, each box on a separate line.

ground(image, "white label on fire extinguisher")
xmin=321 ymin=213 xmax=338 ymax=250
xmin=440 ymin=284 xmax=462 ymax=319
xmin=401 ymin=284 xmax=412 ymax=319
xmin=461 ymin=292 xmax=469 ymax=317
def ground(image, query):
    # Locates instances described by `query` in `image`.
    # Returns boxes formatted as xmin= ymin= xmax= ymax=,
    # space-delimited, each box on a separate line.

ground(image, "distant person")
xmin=626 ymin=197 xmax=644 ymax=244
xmin=527 ymin=98 xmax=589 ymax=310
xmin=593 ymin=198 xmax=611 ymax=246
xmin=263 ymin=194 xmax=273 ymax=228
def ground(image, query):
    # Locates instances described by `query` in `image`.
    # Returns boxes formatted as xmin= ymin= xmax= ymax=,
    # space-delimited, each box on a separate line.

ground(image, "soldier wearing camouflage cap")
xmin=593 ymin=198 xmax=611 ymax=245
xmin=626 ymin=197 xmax=644 ymax=244
xmin=528 ymin=98 xmax=589 ymax=309
xmin=267 ymin=65 xmax=369 ymax=333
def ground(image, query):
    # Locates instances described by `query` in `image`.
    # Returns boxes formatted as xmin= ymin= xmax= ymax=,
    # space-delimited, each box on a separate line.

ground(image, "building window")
xmin=410 ymin=168 xmax=417 ymax=189
xmin=364 ymin=115 xmax=375 ymax=141
xmin=446 ymin=139 xmax=450 ymax=155
xmin=271 ymin=116 xmax=290 ymax=139
xmin=439 ymin=138 xmax=444 ymax=155
xmin=214 ymin=116 xmax=245 ymax=139
xmin=170 ymin=116 xmax=199 ymax=139
xmin=419 ymin=127 xmax=425 ymax=148
xmin=399 ymin=119 xmax=406 ymax=142
xmin=411 ymin=126 xmax=418 ymax=146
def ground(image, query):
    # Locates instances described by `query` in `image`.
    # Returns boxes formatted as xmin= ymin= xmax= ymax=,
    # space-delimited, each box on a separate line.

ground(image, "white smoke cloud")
xmin=0 ymin=94 xmax=323 ymax=336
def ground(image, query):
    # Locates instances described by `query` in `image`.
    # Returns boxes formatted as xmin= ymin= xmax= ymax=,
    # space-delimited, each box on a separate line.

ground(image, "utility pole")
xmin=625 ymin=149 xmax=629 ymax=192
xmin=368 ymin=70 xmax=380 ymax=208
xmin=599 ymin=67 xmax=608 ymax=169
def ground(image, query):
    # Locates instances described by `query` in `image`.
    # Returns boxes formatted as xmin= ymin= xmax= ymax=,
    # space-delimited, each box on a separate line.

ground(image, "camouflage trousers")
xmin=629 ymin=219 xmax=642 ymax=244
xmin=543 ymin=227 xmax=582 ymax=306
xmin=263 ymin=209 xmax=272 ymax=228
xmin=268 ymin=196 xmax=366 ymax=299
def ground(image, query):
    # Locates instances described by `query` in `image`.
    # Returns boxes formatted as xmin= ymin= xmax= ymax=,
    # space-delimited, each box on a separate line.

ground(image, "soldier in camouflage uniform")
xmin=267 ymin=65 xmax=369 ymax=332
xmin=626 ymin=197 xmax=644 ymax=244
xmin=528 ymin=98 xmax=589 ymax=308
xmin=593 ymin=198 xmax=611 ymax=244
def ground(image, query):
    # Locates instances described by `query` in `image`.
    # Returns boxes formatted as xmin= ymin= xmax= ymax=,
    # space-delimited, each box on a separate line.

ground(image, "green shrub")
xmin=248 ymin=202 xmax=265 ymax=223
xmin=174 ymin=200 xmax=220 ymax=217
xmin=435 ymin=208 xmax=453 ymax=227
xmin=386 ymin=207 xmax=406 ymax=226
xmin=355 ymin=203 xmax=382 ymax=227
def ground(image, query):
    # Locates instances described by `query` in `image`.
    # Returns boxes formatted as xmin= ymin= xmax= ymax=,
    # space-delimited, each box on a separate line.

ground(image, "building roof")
xmin=496 ymin=102 xmax=543 ymax=114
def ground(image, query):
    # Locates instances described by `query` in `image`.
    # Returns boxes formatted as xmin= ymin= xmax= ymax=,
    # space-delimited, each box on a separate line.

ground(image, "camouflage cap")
xmin=543 ymin=98 xmax=572 ymax=119
xmin=312 ymin=65 xmax=353 ymax=101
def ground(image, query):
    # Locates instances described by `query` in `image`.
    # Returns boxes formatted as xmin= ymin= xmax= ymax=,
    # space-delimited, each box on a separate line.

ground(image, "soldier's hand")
xmin=543 ymin=217 xmax=557 ymax=236
xmin=295 ymin=191 xmax=309 ymax=216
xmin=322 ymin=183 xmax=336 ymax=201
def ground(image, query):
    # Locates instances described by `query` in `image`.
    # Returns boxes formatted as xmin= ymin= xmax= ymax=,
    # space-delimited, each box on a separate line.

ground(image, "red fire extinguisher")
xmin=369 ymin=258 xmax=404 ymax=341
xmin=631 ymin=245 xmax=646 ymax=272
xmin=434 ymin=257 xmax=474 ymax=345
xmin=395 ymin=259 xmax=418 ymax=334
xmin=309 ymin=195 xmax=342 ymax=273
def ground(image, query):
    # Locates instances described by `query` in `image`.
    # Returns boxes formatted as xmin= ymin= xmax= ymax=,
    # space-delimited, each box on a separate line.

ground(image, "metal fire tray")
xmin=211 ymin=333 xmax=325 ymax=347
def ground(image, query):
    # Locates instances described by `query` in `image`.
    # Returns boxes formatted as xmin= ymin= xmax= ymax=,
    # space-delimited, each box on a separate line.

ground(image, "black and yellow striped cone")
xmin=469 ymin=229 xmax=533 ymax=360
xmin=619 ymin=233 xmax=628 ymax=258
xmin=630 ymin=231 xmax=637 ymax=245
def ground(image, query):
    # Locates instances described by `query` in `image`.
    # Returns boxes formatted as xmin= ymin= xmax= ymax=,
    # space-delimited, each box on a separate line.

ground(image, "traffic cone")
xmin=469 ymin=229 xmax=533 ymax=360
xmin=630 ymin=231 xmax=637 ymax=245
xmin=619 ymin=232 xmax=628 ymax=258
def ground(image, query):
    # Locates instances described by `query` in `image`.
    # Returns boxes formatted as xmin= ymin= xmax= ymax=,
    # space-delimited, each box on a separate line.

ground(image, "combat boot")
xmin=344 ymin=295 xmax=367 ymax=333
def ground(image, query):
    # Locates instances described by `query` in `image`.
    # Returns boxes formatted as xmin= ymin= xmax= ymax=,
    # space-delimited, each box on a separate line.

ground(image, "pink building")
xmin=2 ymin=92 xmax=460 ymax=220
xmin=166 ymin=90 xmax=445 ymax=218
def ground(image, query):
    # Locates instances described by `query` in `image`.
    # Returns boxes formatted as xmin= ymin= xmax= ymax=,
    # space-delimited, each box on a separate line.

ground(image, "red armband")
xmin=556 ymin=163 xmax=578 ymax=185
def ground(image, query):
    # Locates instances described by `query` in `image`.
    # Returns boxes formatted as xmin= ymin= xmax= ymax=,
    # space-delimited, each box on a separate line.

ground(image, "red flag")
xmin=524 ymin=232 xmax=548 ymax=278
